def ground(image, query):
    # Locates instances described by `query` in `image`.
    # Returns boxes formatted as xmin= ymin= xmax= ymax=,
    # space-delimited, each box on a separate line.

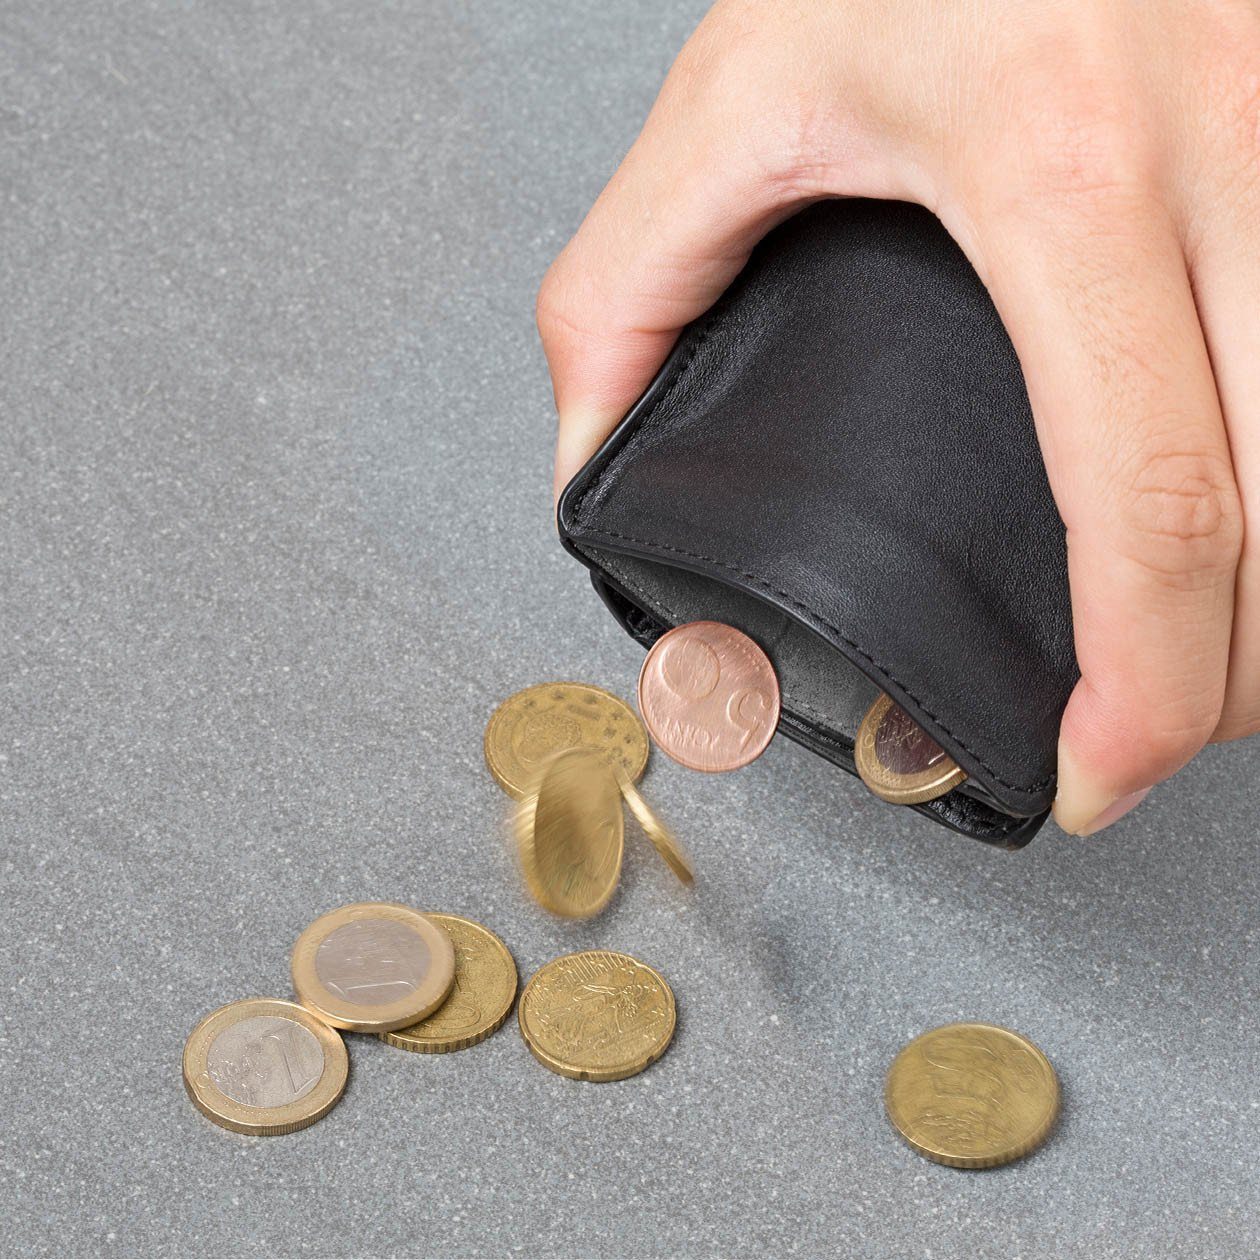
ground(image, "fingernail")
xmin=1052 ymin=742 xmax=1152 ymax=836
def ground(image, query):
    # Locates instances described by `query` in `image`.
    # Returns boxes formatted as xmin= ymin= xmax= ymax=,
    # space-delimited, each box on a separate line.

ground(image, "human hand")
xmin=537 ymin=0 xmax=1260 ymax=835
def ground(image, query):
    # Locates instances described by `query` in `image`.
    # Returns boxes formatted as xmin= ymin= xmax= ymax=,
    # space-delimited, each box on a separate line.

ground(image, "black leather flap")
xmin=559 ymin=199 xmax=1078 ymax=845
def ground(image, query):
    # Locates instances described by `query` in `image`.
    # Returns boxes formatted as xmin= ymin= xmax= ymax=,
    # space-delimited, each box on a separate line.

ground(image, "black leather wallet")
xmin=557 ymin=198 xmax=1078 ymax=848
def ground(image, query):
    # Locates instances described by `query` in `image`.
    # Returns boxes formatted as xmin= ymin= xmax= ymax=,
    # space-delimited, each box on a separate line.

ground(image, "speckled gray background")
xmin=2 ymin=3 xmax=1257 ymax=1258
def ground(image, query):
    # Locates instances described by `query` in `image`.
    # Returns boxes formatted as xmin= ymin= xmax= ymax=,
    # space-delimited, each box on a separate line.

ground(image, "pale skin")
xmin=538 ymin=0 xmax=1260 ymax=835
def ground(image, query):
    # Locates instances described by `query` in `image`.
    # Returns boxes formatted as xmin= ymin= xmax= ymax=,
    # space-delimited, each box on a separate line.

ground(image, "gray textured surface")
xmin=2 ymin=4 xmax=1258 ymax=1257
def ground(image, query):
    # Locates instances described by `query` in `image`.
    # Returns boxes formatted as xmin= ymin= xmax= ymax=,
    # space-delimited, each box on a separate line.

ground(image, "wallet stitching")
xmin=568 ymin=307 xmax=1052 ymax=804
xmin=583 ymin=527 xmax=1053 ymax=798
xmin=591 ymin=547 xmax=1032 ymax=841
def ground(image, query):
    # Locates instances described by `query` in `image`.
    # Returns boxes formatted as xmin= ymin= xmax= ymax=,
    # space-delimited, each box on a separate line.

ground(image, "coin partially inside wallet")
xmin=557 ymin=198 xmax=1078 ymax=848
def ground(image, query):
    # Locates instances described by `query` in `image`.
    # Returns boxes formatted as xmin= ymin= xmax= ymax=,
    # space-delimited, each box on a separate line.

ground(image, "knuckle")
xmin=535 ymin=260 xmax=585 ymax=351
xmin=1116 ymin=448 xmax=1244 ymax=581
xmin=999 ymin=46 xmax=1157 ymax=210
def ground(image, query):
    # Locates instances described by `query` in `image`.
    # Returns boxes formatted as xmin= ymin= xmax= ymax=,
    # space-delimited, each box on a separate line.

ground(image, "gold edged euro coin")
xmin=484 ymin=681 xmax=649 ymax=799
xmin=518 ymin=950 xmax=676 ymax=1082
xmin=291 ymin=902 xmax=456 ymax=1033
xmin=183 ymin=997 xmax=348 ymax=1136
xmin=855 ymin=692 xmax=968 ymax=805
xmin=514 ymin=749 xmax=624 ymax=919
xmin=885 ymin=1021 xmax=1060 ymax=1168
xmin=379 ymin=914 xmax=518 ymax=1053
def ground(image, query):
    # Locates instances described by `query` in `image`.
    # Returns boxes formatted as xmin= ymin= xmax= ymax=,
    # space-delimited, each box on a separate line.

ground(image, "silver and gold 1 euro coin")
xmin=291 ymin=902 xmax=456 ymax=1033
xmin=183 ymin=997 xmax=348 ymax=1136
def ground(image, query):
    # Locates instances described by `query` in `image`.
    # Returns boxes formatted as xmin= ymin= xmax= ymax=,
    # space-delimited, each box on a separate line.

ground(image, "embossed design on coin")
xmin=515 ymin=749 xmax=624 ymax=919
xmin=380 ymin=914 xmax=518 ymax=1054
xmin=207 ymin=1015 xmax=324 ymax=1106
xmin=291 ymin=903 xmax=455 ymax=1033
xmin=518 ymin=950 xmax=676 ymax=1082
xmin=855 ymin=692 xmax=968 ymax=805
xmin=638 ymin=621 xmax=780 ymax=772
xmin=484 ymin=682 xmax=650 ymax=799
xmin=315 ymin=920 xmax=431 ymax=1007
xmin=885 ymin=1022 xmax=1060 ymax=1168
xmin=183 ymin=998 xmax=348 ymax=1136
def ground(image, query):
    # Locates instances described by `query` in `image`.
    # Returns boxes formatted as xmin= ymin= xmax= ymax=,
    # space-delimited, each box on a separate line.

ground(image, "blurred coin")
xmin=515 ymin=749 xmax=623 ymax=918
xmin=379 ymin=914 xmax=517 ymax=1054
xmin=885 ymin=1022 xmax=1060 ymax=1168
xmin=854 ymin=692 xmax=967 ymax=805
xmin=637 ymin=621 xmax=780 ymax=772
xmin=616 ymin=769 xmax=694 ymax=885
xmin=484 ymin=682 xmax=649 ymax=799
xmin=291 ymin=902 xmax=455 ymax=1033
xmin=518 ymin=950 xmax=676 ymax=1082
xmin=183 ymin=997 xmax=348 ymax=1136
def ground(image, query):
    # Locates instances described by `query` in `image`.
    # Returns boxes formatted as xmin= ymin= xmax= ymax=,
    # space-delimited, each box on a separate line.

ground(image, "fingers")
xmin=538 ymin=92 xmax=798 ymax=499
xmin=1178 ymin=75 xmax=1260 ymax=744
xmin=966 ymin=189 xmax=1243 ymax=836
xmin=538 ymin=10 xmax=907 ymax=503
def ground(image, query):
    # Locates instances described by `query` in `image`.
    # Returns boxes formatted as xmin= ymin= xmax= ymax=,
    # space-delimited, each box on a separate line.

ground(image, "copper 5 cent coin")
xmin=855 ymin=692 xmax=968 ymax=805
xmin=638 ymin=621 xmax=780 ymax=773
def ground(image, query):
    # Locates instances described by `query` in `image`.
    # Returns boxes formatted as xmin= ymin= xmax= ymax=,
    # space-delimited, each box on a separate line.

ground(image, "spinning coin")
xmin=518 ymin=950 xmax=676 ymax=1082
xmin=854 ymin=692 xmax=968 ymax=804
xmin=638 ymin=621 xmax=780 ymax=772
xmin=515 ymin=749 xmax=624 ymax=918
xmin=616 ymin=768 xmax=694 ymax=885
xmin=484 ymin=682 xmax=649 ymax=799
xmin=379 ymin=914 xmax=518 ymax=1053
xmin=885 ymin=1022 xmax=1061 ymax=1168
xmin=183 ymin=998 xmax=348 ymax=1136
xmin=291 ymin=902 xmax=455 ymax=1033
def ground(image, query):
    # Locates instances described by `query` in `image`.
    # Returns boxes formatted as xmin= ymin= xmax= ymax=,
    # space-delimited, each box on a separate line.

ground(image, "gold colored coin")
xmin=515 ymin=749 xmax=624 ymax=919
xmin=182 ymin=998 xmax=348 ymax=1136
xmin=379 ymin=914 xmax=518 ymax=1053
xmin=484 ymin=682 xmax=649 ymax=799
xmin=616 ymin=770 xmax=694 ymax=885
xmin=885 ymin=1022 xmax=1061 ymax=1168
xmin=291 ymin=902 xmax=456 ymax=1033
xmin=854 ymin=692 xmax=968 ymax=805
xmin=518 ymin=950 xmax=676 ymax=1082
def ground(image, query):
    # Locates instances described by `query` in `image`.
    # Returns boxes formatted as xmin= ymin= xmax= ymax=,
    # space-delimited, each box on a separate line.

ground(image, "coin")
xmin=484 ymin=682 xmax=650 ymax=799
xmin=291 ymin=902 xmax=456 ymax=1033
xmin=518 ymin=950 xmax=676 ymax=1082
xmin=885 ymin=1022 xmax=1061 ymax=1168
xmin=515 ymin=749 xmax=624 ymax=918
xmin=854 ymin=692 xmax=968 ymax=805
xmin=183 ymin=998 xmax=349 ymax=1136
xmin=637 ymin=621 xmax=780 ymax=772
xmin=616 ymin=769 xmax=694 ymax=885
xmin=379 ymin=914 xmax=518 ymax=1053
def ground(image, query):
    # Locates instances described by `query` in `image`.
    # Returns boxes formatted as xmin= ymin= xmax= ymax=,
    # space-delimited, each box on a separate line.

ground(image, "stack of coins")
xmin=484 ymin=682 xmax=693 ymax=918
xmin=182 ymin=901 xmax=677 ymax=1136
